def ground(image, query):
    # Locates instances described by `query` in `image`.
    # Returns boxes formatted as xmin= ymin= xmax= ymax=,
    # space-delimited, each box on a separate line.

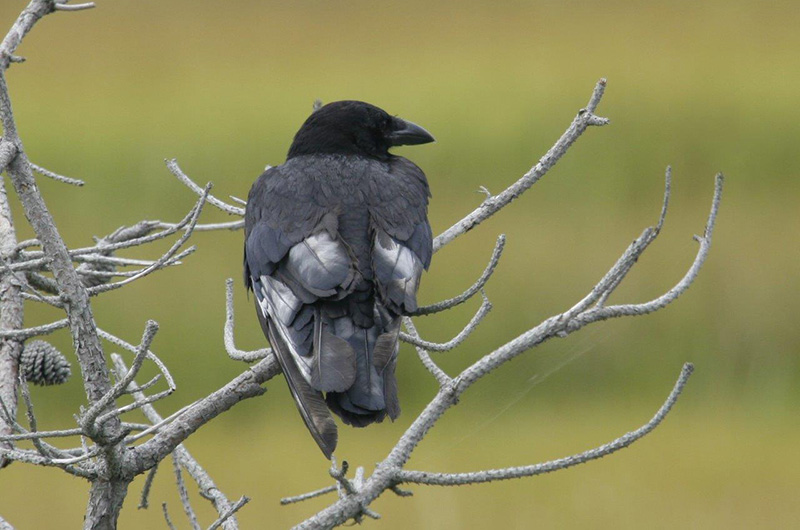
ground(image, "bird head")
xmin=287 ymin=100 xmax=434 ymax=160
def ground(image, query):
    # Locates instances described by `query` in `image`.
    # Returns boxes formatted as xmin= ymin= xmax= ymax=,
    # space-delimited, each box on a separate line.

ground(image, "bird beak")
xmin=388 ymin=118 xmax=435 ymax=146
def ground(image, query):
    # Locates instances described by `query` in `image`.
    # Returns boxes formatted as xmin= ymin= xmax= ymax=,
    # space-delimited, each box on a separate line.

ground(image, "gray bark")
xmin=0 ymin=171 xmax=23 ymax=469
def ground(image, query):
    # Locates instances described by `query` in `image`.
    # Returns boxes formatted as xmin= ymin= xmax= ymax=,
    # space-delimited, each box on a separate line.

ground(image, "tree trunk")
xmin=84 ymin=478 xmax=131 ymax=530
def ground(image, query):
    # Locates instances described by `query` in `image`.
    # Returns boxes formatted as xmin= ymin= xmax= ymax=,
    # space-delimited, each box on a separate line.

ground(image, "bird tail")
xmin=254 ymin=299 xmax=338 ymax=459
xmin=325 ymin=315 xmax=401 ymax=427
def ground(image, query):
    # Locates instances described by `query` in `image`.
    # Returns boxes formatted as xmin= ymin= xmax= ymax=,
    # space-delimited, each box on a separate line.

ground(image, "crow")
xmin=244 ymin=101 xmax=434 ymax=458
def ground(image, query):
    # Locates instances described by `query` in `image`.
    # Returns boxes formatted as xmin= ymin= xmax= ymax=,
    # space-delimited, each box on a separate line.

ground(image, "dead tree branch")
xmin=287 ymin=84 xmax=722 ymax=529
xmin=0 ymin=2 xmax=722 ymax=527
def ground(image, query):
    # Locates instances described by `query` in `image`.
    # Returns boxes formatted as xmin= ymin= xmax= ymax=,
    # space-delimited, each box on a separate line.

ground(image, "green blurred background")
xmin=1 ymin=0 xmax=798 ymax=528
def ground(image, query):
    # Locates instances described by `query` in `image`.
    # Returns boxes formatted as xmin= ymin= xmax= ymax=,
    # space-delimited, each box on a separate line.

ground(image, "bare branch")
xmin=432 ymin=78 xmax=609 ymax=252
xmin=113 ymin=355 xmax=247 ymax=529
xmin=0 ymin=426 xmax=82 ymax=442
xmin=401 ymin=290 xmax=491 ymax=352
xmin=224 ymin=278 xmax=271 ymax=362
xmin=162 ymin=503 xmax=177 ymax=530
xmin=123 ymin=400 xmax=195 ymax=444
xmin=397 ymin=363 xmax=694 ymax=486
xmin=81 ymin=321 xmax=159 ymax=437
xmin=0 ymin=0 xmax=54 ymax=73
xmin=0 ymin=313 xmax=64 ymax=339
xmin=412 ymin=234 xmax=505 ymax=316
xmin=84 ymin=186 xmax=210 ymax=296
xmin=280 ymin=485 xmax=337 ymax=506
xmin=97 ymin=327 xmax=175 ymax=391
xmin=0 ymin=513 xmax=15 ymax=530
xmin=29 ymin=162 xmax=85 ymax=186
xmin=566 ymin=173 xmax=723 ymax=331
xmin=206 ymin=497 xmax=250 ymax=530
xmin=156 ymin=219 xmax=244 ymax=232
xmin=294 ymin=164 xmax=721 ymax=528
xmin=173 ymin=454 xmax=202 ymax=530
xmin=139 ymin=463 xmax=159 ymax=509
xmin=400 ymin=317 xmax=450 ymax=386
xmin=597 ymin=166 xmax=671 ymax=309
xmin=53 ymin=2 xmax=96 ymax=12
xmin=130 ymin=354 xmax=278 ymax=474
xmin=166 ymin=159 xmax=245 ymax=217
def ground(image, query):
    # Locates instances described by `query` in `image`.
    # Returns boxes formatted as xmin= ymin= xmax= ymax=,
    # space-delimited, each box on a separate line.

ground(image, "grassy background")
xmin=1 ymin=0 xmax=798 ymax=528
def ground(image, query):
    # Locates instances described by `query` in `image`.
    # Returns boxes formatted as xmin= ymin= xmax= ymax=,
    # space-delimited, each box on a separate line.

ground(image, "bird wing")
xmin=244 ymin=163 xmax=359 ymax=458
xmin=369 ymin=157 xmax=433 ymax=314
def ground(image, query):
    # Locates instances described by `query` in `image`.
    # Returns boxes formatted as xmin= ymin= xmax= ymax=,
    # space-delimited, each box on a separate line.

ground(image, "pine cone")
xmin=20 ymin=340 xmax=71 ymax=386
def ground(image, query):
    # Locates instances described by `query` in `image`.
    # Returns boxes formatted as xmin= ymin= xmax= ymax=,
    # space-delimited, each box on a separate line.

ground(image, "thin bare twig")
xmin=400 ymin=290 xmax=491 ymax=351
xmin=207 ymin=497 xmax=250 ymax=530
xmin=29 ymin=162 xmax=84 ymax=186
xmin=53 ymin=1 xmax=96 ymax=11
xmin=412 ymin=234 xmax=505 ymax=316
xmin=224 ymin=278 xmax=271 ymax=362
xmin=280 ymin=485 xmax=337 ymax=506
xmin=82 ymin=321 xmax=159 ymax=436
xmin=173 ymin=454 xmax=202 ymax=530
xmin=162 ymin=503 xmax=177 ymax=530
xmin=0 ymin=318 xmax=68 ymax=339
xmin=139 ymin=463 xmax=159 ymax=510
xmin=401 ymin=317 xmax=450 ymax=386
xmin=166 ymin=159 xmax=245 ymax=217
xmin=97 ymin=327 xmax=175 ymax=392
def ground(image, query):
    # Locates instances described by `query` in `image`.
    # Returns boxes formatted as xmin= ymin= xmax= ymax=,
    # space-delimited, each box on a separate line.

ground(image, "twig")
xmin=139 ymin=463 xmax=159 ymax=509
xmin=156 ymin=219 xmax=244 ymax=232
xmin=97 ymin=327 xmax=175 ymax=392
xmin=0 ymin=318 xmax=68 ymax=339
xmin=165 ymin=159 xmax=245 ymax=217
xmin=29 ymin=162 xmax=85 ymax=186
xmin=113 ymin=355 xmax=249 ymax=529
xmin=329 ymin=458 xmax=355 ymax=496
xmin=0 ymin=426 xmax=82 ymax=442
xmin=81 ymin=321 xmax=159 ymax=436
xmin=173 ymin=454 xmax=202 ymax=530
xmin=401 ymin=317 xmax=450 ymax=387
xmin=396 ymin=363 xmax=694 ymax=486
xmin=124 ymin=400 xmax=197 ymax=444
xmin=400 ymin=291 xmax=491 ymax=351
xmin=432 ymin=79 xmax=609 ymax=252
xmin=53 ymin=1 xmax=96 ymax=11
xmin=207 ymin=497 xmax=250 ymax=530
xmin=412 ymin=234 xmax=504 ymax=316
xmin=86 ymin=187 xmax=209 ymax=295
xmin=280 ymin=485 xmax=337 ymax=506
xmin=18 ymin=375 xmax=56 ymax=458
xmin=224 ymin=278 xmax=271 ymax=362
xmin=162 ymin=503 xmax=177 ymax=530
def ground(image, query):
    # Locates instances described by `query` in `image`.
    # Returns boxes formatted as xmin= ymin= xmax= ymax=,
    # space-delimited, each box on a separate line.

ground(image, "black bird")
xmin=244 ymin=101 xmax=434 ymax=458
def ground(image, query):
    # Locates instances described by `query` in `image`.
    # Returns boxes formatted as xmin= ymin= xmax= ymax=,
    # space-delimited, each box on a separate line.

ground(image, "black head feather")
xmin=287 ymin=100 xmax=434 ymax=160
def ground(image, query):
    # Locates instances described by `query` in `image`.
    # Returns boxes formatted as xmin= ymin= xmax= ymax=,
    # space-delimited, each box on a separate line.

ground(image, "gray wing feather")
xmin=285 ymin=231 xmax=355 ymax=297
xmin=254 ymin=297 xmax=337 ymax=459
xmin=310 ymin=309 xmax=357 ymax=392
xmin=373 ymin=229 xmax=425 ymax=313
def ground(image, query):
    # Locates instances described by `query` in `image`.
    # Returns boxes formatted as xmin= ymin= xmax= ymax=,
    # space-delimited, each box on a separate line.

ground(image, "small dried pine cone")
xmin=20 ymin=340 xmax=71 ymax=386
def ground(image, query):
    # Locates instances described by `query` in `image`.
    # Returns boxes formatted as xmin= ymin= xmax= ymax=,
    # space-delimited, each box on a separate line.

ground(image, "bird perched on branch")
xmin=244 ymin=101 xmax=434 ymax=458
